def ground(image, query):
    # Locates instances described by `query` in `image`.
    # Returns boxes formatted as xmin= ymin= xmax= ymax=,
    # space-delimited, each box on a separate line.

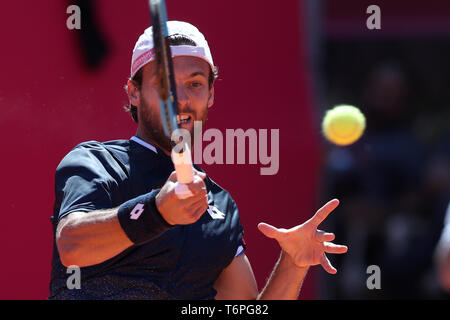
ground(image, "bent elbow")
xmin=56 ymin=220 xmax=83 ymax=267
xmin=56 ymin=235 xmax=81 ymax=268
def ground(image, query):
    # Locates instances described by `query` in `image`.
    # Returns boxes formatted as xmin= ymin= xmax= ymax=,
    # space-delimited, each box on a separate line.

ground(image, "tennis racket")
xmin=148 ymin=0 xmax=194 ymax=198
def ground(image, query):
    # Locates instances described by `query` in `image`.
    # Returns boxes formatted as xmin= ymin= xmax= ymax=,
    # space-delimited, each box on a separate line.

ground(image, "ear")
xmin=207 ymin=85 xmax=214 ymax=109
xmin=127 ymin=79 xmax=140 ymax=107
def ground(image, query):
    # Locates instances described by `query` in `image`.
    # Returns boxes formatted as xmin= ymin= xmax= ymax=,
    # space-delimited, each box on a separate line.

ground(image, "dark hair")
xmin=124 ymin=34 xmax=218 ymax=123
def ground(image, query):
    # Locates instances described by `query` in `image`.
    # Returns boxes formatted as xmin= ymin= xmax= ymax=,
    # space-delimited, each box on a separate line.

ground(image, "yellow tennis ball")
xmin=322 ymin=105 xmax=366 ymax=146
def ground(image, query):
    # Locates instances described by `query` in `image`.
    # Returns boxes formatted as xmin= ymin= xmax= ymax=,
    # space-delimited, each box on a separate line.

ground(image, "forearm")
xmin=57 ymin=189 xmax=174 ymax=267
xmin=56 ymin=208 xmax=133 ymax=267
xmin=257 ymin=251 xmax=309 ymax=300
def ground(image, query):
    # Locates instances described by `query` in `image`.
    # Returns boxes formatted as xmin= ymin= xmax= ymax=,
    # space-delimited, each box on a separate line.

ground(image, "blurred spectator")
xmin=321 ymin=60 xmax=450 ymax=299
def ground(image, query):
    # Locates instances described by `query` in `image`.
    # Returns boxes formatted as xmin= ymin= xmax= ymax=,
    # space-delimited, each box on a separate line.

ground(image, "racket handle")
xmin=174 ymin=183 xmax=192 ymax=199
xmin=172 ymin=141 xmax=194 ymax=199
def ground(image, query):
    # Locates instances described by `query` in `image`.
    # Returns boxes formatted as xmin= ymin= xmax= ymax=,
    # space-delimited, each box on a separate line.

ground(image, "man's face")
xmin=130 ymin=56 xmax=214 ymax=152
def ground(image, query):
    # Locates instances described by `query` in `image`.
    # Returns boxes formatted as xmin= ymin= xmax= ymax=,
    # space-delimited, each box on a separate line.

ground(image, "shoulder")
xmin=71 ymin=139 xmax=131 ymax=156
xmin=55 ymin=139 xmax=131 ymax=183
xmin=57 ymin=140 xmax=129 ymax=168
xmin=197 ymin=167 xmax=237 ymax=204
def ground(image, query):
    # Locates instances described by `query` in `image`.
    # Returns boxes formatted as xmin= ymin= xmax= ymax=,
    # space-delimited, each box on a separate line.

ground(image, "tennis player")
xmin=48 ymin=21 xmax=347 ymax=300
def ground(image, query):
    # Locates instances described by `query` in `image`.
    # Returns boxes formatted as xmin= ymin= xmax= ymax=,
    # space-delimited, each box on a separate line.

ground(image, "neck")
xmin=135 ymin=127 xmax=171 ymax=156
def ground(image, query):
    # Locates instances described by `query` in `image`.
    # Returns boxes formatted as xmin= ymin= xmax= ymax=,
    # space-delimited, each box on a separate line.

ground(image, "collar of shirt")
xmin=130 ymin=136 xmax=158 ymax=154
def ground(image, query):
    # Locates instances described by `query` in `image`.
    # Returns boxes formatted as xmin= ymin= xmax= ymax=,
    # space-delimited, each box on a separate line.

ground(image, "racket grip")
xmin=172 ymin=141 xmax=194 ymax=199
xmin=174 ymin=183 xmax=192 ymax=199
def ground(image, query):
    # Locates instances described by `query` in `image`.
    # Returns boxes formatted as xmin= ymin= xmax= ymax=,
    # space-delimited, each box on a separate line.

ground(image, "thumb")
xmin=167 ymin=171 xmax=178 ymax=182
xmin=194 ymin=169 xmax=207 ymax=180
xmin=257 ymin=223 xmax=281 ymax=240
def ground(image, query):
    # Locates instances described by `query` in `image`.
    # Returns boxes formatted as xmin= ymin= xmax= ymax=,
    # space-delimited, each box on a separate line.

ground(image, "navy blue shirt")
xmin=49 ymin=138 xmax=244 ymax=300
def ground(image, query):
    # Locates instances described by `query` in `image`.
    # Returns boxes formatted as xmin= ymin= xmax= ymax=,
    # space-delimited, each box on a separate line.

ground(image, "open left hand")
xmin=258 ymin=199 xmax=348 ymax=274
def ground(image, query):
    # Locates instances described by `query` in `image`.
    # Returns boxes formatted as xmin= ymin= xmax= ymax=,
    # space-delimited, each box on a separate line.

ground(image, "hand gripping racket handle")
xmin=171 ymin=141 xmax=194 ymax=199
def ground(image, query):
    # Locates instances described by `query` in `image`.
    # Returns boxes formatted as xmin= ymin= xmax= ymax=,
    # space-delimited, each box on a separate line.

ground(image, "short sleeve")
xmin=230 ymin=199 xmax=246 ymax=256
xmin=53 ymin=143 xmax=122 ymax=222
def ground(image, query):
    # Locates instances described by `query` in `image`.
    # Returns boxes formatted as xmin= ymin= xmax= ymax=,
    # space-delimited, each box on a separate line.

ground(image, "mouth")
xmin=176 ymin=113 xmax=193 ymax=125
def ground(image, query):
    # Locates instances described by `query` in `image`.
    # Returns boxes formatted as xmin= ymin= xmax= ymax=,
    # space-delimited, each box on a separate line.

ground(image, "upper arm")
xmin=54 ymin=144 xmax=119 ymax=221
xmin=214 ymin=253 xmax=258 ymax=300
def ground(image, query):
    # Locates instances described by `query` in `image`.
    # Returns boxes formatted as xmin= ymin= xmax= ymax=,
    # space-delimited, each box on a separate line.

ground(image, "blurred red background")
xmin=0 ymin=0 xmax=319 ymax=299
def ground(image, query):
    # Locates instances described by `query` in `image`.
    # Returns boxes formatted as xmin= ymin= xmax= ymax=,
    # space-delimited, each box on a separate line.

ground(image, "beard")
xmin=138 ymin=95 xmax=209 ymax=153
xmin=138 ymin=98 xmax=172 ymax=152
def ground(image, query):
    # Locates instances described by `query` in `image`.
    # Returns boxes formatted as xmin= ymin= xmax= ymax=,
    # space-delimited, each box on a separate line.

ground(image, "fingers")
xmin=169 ymin=169 xmax=207 ymax=205
xmin=186 ymin=195 xmax=209 ymax=220
xmin=194 ymin=169 xmax=207 ymax=180
xmin=181 ymin=169 xmax=207 ymax=199
xmin=320 ymin=253 xmax=337 ymax=274
xmin=186 ymin=173 xmax=207 ymax=195
xmin=310 ymin=199 xmax=339 ymax=227
xmin=167 ymin=171 xmax=178 ymax=182
xmin=323 ymin=242 xmax=348 ymax=254
xmin=320 ymin=243 xmax=347 ymax=274
xmin=257 ymin=223 xmax=283 ymax=240
xmin=178 ymin=170 xmax=208 ymax=219
xmin=315 ymin=230 xmax=335 ymax=242
xmin=182 ymin=186 xmax=207 ymax=207
xmin=167 ymin=169 xmax=207 ymax=184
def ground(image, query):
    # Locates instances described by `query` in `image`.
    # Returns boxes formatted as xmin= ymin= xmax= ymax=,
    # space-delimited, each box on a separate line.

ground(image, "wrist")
xmin=117 ymin=189 xmax=174 ymax=245
xmin=155 ymin=192 xmax=175 ymax=226
xmin=279 ymin=251 xmax=309 ymax=274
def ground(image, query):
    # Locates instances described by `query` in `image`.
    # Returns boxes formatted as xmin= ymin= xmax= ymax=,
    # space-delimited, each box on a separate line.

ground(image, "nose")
xmin=176 ymin=82 xmax=189 ymax=108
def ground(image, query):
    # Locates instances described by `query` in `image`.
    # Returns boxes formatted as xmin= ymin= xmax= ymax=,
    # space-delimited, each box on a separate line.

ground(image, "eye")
xmin=190 ymin=81 xmax=204 ymax=88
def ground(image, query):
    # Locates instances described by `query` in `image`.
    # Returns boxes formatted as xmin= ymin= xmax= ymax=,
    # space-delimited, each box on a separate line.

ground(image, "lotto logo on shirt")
xmin=207 ymin=205 xmax=225 ymax=220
